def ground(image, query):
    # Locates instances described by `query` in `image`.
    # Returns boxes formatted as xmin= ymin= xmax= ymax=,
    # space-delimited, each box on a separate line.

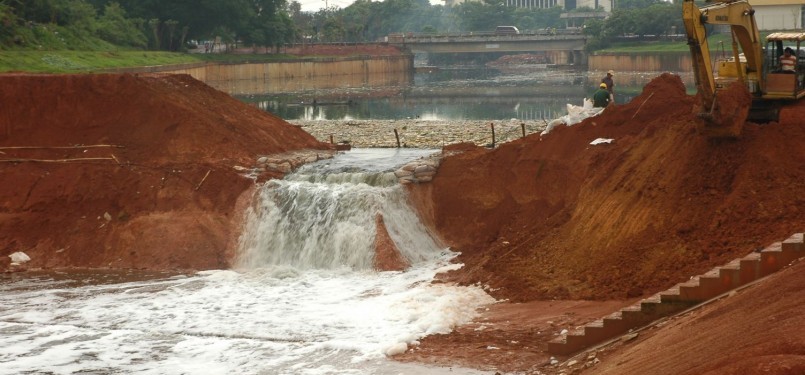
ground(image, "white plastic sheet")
xmin=541 ymin=98 xmax=605 ymax=136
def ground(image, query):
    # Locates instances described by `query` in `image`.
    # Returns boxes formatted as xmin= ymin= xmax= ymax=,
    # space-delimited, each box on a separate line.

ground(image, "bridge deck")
xmin=387 ymin=31 xmax=586 ymax=54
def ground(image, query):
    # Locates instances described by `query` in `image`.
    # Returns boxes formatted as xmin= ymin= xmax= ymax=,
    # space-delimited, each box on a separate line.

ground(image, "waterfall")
xmin=236 ymin=154 xmax=443 ymax=271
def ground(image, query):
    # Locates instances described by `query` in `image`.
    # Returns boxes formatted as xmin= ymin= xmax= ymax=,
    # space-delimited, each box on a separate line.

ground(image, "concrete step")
xmin=659 ymin=285 xmax=681 ymax=303
xmin=739 ymin=252 xmax=761 ymax=281
xmin=546 ymin=232 xmax=804 ymax=356
xmin=783 ymin=233 xmax=804 ymax=252
xmin=760 ymin=242 xmax=786 ymax=275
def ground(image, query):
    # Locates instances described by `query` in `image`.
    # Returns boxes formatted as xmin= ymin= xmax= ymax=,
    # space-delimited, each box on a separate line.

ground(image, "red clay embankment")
xmin=0 ymin=73 xmax=331 ymax=271
xmin=399 ymin=73 xmax=805 ymax=374
xmin=407 ymin=73 xmax=805 ymax=302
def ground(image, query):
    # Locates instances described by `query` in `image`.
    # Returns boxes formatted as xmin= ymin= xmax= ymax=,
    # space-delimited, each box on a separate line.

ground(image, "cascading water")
xmin=0 ymin=149 xmax=497 ymax=375
xmin=236 ymin=155 xmax=441 ymax=271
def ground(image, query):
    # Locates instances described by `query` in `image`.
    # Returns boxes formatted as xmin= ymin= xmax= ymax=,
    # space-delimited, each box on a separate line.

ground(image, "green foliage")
xmin=616 ymin=0 xmax=665 ymax=10
xmin=0 ymin=0 xmax=699 ymax=61
xmin=584 ymin=1 xmax=683 ymax=52
xmin=0 ymin=3 xmax=21 ymax=45
xmin=4 ymin=0 xmax=294 ymax=51
xmin=60 ymin=0 xmax=97 ymax=34
xmin=96 ymin=3 xmax=147 ymax=48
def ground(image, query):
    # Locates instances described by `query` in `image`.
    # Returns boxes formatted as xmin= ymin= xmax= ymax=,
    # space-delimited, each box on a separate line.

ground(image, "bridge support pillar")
xmin=571 ymin=50 xmax=588 ymax=67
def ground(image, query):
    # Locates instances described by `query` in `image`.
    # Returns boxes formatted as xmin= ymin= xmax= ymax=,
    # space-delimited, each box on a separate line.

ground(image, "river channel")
xmin=212 ymin=67 xmax=695 ymax=122
xmin=2 ymin=62 xmax=695 ymax=375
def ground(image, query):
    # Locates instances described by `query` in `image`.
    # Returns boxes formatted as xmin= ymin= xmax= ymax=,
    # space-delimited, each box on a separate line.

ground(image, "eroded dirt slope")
xmin=400 ymin=73 xmax=805 ymax=374
xmin=408 ymin=73 xmax=805 ymax=302
xmin=589 ymin=259 xmax=805 ymax=375
xmin=0 ymin=73 xmax=331 ymax=271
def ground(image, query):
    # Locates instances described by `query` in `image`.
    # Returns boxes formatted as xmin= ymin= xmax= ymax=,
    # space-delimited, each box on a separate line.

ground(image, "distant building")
xmin=749 ymin=0 xmax=804 ymax=30
xmin=575 ymin=0 xmax=611 ymax=12
xmin=560 ymin=11 xmax=608 ymax=29
xmin=442 ymin=0 xmax=566 ymax=9
xmin=441 ymin=0 xmax=472 ymax=6
xmin=442 ymin=0 xmax=612 ymax=11
xmin=501 ymin=0 xmax=563 ymax=8
xmin=441 ymin=0 xmax=803 ymax=30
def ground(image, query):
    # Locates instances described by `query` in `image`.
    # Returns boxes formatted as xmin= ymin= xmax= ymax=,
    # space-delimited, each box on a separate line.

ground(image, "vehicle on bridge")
xmin=495 ymin=26 xmax=520 ymax=35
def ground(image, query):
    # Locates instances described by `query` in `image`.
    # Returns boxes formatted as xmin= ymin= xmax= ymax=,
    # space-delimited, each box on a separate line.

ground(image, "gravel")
xmin=291 ymin=119 xmax=551 ymax=149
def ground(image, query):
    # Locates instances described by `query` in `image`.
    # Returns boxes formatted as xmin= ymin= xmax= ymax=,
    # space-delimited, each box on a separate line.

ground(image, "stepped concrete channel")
xmin=547 ymin=232 xmax=805 ymax=356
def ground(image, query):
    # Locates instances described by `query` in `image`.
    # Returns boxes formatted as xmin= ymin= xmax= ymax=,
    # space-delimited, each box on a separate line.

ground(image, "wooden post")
xmin=394 ymin=128 xmax=401 ymax=148
xmin=521 ymin=122 xmax=526 ymax=138
xmin=490 ymin=122 xmax=496 ymax=148
xmin=330 ymin=134 xmax=334 ymax=144
xmin=195 ymin=170 xmax=211 ymax=191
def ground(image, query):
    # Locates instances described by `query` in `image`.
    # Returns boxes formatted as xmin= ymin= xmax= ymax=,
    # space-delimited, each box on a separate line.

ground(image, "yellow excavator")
xmin=682 ymin=0 xmax=805 ymax=136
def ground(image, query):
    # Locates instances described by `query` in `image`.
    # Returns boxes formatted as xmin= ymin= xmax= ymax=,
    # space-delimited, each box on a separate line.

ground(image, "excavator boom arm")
xmin=682 ymin=0 xmax=762 ymax=103
xmin=681 ymin=0 xmax=762 ymax=136
xmin=682 ymin=0 xmax=716 ymax=108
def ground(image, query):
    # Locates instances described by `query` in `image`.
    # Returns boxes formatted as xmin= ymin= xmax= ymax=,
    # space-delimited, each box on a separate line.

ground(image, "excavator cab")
xmin=682 ymin=0 xmax=805 ymax=134
xmin=761 ymin=33 xmax=805 ymax=100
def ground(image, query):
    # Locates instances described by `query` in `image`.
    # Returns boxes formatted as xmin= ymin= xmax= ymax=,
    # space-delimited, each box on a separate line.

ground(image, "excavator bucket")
xmin=747 ymin=100 xmax=781 ymax=123
xmin=696 ymin=81 xmax=752 ymax=138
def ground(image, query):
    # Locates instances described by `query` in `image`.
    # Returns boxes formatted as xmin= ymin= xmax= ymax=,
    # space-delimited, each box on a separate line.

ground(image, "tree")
xmin=0 ymin=3 xmax=21 ymax=46
xmin=238 ymin=0 xmax=295 ymax=50
xmin=321 ymin=15 xmax=345 ymax=42
xmin=95 ymin=2 xmax=147 ymax=48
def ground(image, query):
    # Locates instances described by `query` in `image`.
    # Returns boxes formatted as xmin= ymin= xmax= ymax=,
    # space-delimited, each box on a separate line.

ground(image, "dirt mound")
xmin=399 ymin=72 xmax=804 ymax=374
xmin=408 ymin=72 xmax=805 ymax=301
xmin=0 ymin=73 xmax=331 ymax=271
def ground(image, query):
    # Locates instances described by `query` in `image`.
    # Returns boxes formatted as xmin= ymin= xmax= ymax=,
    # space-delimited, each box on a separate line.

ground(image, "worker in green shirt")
xmin=593 ymin=83 xmax=611 ymax=108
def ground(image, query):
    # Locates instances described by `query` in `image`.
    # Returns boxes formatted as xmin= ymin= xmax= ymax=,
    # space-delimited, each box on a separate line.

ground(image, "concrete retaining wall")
xmin=589 ymin=52 xmax=695 ymax=72
xmin=548 ymin=232 xmax=805 ymax=356
xmin=106 ymin=55 xmax=414 ymax=94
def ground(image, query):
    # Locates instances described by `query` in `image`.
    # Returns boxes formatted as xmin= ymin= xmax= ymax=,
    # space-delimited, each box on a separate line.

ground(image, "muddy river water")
xmin=1 ymin=66 xmax=696 ymax=375
xmin=224 ymin=68 xmax=694 ymax=121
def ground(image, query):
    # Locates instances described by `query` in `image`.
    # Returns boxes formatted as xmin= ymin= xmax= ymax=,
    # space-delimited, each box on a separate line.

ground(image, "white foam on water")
xmin=0 ymin=256 xmax=495 ymax=374
xmin=0 ymin=149 xmax=498 ymax=374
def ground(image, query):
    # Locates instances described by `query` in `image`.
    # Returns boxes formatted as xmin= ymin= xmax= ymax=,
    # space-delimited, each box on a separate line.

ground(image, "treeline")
xmin=0 ymin=0 xmax=682 ymax=51
xmin=302 ymin=0 xmax=682 ymax=48
xmin=0 ymin=0 xmax=294 ymax=51
xmin=583 ymin=0 xmax=683 ymax=51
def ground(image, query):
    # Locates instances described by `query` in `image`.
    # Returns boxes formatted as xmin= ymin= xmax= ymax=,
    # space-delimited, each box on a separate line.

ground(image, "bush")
xmin=96 ymin=3 xmax=147 ymax=48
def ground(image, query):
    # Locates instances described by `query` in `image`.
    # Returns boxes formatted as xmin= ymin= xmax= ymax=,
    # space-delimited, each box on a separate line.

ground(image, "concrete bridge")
xmin=387 ymin=30 xmax=586 ymax=53
xmin=387 ymin=30 xmax=587 ymax=66
xmin=386 ymin=30 xmax=588 ymax=65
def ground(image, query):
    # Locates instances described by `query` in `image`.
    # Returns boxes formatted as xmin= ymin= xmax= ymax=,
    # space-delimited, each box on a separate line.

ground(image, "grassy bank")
xmin=0 ymin=50 xmax=305 ymax=73
xmin=0 ymin=51 xmax=200 ymax=73
xmin=600 ymin=32 xmax=776 ymax=53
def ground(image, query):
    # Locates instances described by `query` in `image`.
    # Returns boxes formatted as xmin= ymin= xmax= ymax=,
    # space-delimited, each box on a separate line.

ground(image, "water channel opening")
xmin=236 ymin=148 xmax=444 ymax=271
xmin=0 ymin=149 xmax=498 ymax=374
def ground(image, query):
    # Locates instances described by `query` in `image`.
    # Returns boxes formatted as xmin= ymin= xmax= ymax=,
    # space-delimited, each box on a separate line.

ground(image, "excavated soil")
xmin=1 ymin=72 xmax=803 ymax=374
xmin=399 ymin=73 xmax=805 ymax=373
xmin=0 ymin=73 xmax=330 ymax=271
xmin=408 ymin=74 xmax=804 ymax=302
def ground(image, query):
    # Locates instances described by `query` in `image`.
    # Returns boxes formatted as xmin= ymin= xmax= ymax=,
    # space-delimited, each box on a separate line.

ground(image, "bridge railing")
xmin=387 ymin=28 xmax=583 ymax=43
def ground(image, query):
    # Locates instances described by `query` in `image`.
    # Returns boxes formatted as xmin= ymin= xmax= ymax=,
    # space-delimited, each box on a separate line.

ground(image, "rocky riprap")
xmin=293 ymin=119 xmax=549 ymax=149
xmin=238 ymin=149 xmax=337 ymax=179
xmin=262 ymin=119 xmax=549 ymax=185
xmin=394 ymin=154 xmax=441 ymax=184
